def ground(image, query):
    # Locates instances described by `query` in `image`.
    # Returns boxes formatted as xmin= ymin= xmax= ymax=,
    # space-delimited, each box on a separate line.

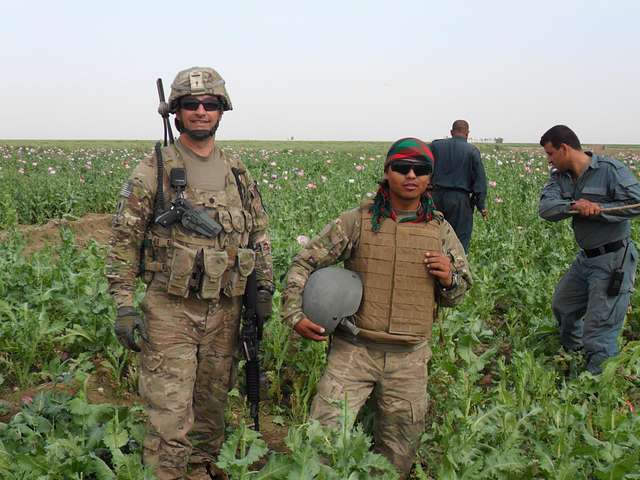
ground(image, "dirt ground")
xmin=4 ymin=213 xmax=113 ymax=255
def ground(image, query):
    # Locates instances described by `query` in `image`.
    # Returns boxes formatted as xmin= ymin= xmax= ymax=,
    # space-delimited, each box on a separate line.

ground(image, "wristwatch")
xmin=440 ymin=271 xmax=459 ymax=291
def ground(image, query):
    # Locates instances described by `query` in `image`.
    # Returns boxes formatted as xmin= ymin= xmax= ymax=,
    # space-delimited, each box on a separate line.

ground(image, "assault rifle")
xmin=241 ymin=269 xmax=263 ymax=430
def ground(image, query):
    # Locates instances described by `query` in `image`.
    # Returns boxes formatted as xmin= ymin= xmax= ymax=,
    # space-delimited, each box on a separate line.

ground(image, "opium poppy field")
xmin=1 ymin=140 xmax=639 ymax=479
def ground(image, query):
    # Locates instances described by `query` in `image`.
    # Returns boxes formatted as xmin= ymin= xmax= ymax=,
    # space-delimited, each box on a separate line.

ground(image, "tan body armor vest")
xmin=344 ymin=210 xmax=440 ymax=345
xmin=144 ymin=144 xmax=255 ymax=302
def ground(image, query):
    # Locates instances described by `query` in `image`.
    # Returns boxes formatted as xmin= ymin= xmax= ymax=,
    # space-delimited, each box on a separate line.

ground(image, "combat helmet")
xmin=302 ymin=267 xmax=362 ymax=336
xmin=168 ymin=66 xmax=233 ymax=113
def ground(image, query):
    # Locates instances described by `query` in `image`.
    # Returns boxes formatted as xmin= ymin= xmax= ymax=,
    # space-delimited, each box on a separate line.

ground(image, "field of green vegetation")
xmin=1 ymin=140 xmax=639 ymax=479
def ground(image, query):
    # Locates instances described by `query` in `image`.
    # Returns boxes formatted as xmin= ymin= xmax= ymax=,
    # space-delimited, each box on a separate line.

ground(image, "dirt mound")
xmin=4 ymin=214 xmax=112 ymax=256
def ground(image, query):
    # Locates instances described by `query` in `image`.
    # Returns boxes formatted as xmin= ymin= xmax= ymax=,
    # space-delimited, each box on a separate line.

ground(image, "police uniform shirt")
xmin=539 ymin=153 xmax=640 ymax=249
xmin=430 ymin=137 xmax=487 ymax=211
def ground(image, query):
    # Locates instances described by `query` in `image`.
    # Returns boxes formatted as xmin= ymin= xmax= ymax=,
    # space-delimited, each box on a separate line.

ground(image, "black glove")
xmin=115 ymin=306 xmax=147 ymax=352
xmin=256 ymin=289 xmax=273 ymax=322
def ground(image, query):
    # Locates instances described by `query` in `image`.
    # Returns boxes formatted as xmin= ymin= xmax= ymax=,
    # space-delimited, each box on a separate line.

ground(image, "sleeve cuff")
xmin=113 ymin=294 xmax=136 ymax=310
xmin=282 ymin=310 xmax=305 ymax=329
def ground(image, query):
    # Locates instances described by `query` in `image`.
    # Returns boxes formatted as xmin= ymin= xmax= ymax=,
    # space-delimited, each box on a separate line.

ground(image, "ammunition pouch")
xmin=144 ymin=233 xmax=254 ymax=301
xmin=225 ymin=248 xmax=256 ymax=297
xmin=201 ymin=250 xmax=228 ymax=300
xmin=167 ymin=243 xmax=198 ymax=297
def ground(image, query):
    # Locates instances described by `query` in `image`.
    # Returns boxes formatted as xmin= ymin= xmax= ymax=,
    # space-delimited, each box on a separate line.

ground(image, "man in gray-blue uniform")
xmin=539 ymin=125 xmax=640 ymax=374
xmin=430 ymin=120 xmax=487 ymax=252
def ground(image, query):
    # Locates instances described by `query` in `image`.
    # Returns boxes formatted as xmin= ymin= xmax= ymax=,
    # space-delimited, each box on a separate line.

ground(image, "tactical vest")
xmin=143 ymin=144 xmax=255 ymax=301
xmin=344 ymin=209 xmax=440 ymax=343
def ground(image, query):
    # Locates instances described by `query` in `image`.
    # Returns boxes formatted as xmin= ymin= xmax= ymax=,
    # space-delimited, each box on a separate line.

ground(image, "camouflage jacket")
xmin=107 ymin=141 xmax=273 ymax=308
xmin=281 ymin=204 xmax=471 ymax=329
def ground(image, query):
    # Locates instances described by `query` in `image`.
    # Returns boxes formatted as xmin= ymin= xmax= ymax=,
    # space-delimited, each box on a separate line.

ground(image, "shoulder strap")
xmin=231 ymin=166 xmax=248 ymax=209
xmin=226 ymin=152 xmax=250 ymax=209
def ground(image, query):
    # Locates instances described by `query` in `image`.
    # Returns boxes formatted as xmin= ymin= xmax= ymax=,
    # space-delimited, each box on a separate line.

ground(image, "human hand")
xmin=115 ymin=306 xmax=147 ymax=352
xmin=570 ymin=199 xmax=601 ymax=217
xmin=481 ymin=209 xmax=488 ymax=220
xmin=424 ymin=251 xmax=453 ymax=287
xmin=294 ymin=317 xmax=328 ymax=341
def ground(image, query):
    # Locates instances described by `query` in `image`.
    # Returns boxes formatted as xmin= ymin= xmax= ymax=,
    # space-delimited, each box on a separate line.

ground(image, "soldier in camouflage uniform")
xmin=281 ymin=138 xmax=471 ymax=477
xmin=107 ymin=66 xmax=274 ymax=480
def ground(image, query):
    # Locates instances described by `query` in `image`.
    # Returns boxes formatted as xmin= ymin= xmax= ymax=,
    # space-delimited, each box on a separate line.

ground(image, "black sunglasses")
xmin=389 ymin=163 xmax=432 ymax=176
xmin=180 ymin=97 xmax=222 ymax=111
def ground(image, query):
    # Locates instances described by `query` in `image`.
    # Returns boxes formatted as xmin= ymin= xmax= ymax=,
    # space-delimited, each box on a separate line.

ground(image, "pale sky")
xmin=2 ymin=0 xmax=638 ymax=143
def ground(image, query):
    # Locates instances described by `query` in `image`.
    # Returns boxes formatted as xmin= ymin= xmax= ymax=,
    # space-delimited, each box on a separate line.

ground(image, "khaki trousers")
xmin=310 ymin=337 xmax=429 ymax=475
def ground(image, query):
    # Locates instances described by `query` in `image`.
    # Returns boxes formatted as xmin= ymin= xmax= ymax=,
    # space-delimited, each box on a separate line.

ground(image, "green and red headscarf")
xmin=384 ymin=137 xmax=435 ymax=169
xmin=371 ymin=137 xmax=436 ymax=232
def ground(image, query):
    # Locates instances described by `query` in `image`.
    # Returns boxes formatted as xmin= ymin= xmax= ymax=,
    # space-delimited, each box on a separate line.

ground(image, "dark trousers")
xmin=431 ymin=189 xmax=473 ymax=252
xmin=552 ymin=241 xmax=637 ymax=374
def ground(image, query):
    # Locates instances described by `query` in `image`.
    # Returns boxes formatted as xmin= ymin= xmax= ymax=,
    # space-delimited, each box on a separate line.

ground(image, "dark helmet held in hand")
xmin=302 ymin=267 xmax=363 ymax=336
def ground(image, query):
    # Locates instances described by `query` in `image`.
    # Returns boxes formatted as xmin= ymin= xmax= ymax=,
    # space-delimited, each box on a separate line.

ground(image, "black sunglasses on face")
xmin=180 ymin=97 xmax=222 ymax=111
xmin=389 ymin=163 xmax=432 ymax=176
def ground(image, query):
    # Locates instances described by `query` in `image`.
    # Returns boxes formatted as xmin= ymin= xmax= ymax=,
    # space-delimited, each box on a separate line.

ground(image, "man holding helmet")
xmin=282 ymin=138 xmax=471 ymax=477
xmin=108 ymin=66 xmax=274 ymax=479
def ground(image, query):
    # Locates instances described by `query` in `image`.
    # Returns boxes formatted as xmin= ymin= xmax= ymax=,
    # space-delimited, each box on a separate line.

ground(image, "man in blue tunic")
xmin=430 ymin=120 xmax=487 ymax=252
xmin=538 ymin=125 xmax=640 ymax=374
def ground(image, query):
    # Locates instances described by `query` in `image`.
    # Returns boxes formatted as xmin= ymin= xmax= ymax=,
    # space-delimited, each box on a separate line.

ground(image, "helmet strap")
xmin=174 ymin=117 xmax=221 ymax=141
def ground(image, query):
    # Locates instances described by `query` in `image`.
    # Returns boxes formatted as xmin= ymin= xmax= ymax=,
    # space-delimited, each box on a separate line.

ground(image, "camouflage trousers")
xmin=310 ymin=336 xmax=429 ymax=476
xmin=139 ymin=282 xmax=242 ymax=480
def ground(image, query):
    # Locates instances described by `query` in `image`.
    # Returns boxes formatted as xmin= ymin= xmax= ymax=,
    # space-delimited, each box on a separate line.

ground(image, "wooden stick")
xmin=569 ymin=202 xmax=640 ymax=214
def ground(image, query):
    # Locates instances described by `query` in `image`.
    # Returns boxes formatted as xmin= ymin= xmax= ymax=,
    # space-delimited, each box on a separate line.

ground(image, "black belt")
xmin=583 ymin=240 xmax=625 ymax=258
